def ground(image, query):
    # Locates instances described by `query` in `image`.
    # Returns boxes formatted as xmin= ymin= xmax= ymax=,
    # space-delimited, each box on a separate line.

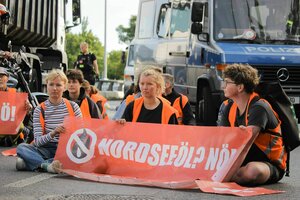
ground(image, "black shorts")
xmin=242 ymin=144 xmax=285 ymax=184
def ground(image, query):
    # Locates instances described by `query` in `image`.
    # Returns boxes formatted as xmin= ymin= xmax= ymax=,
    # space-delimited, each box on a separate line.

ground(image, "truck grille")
xmin=254 ymin=65 xmax=300 ymax=95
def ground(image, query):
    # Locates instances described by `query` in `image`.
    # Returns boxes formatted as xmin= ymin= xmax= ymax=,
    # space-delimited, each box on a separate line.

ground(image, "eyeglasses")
xmin=222 ymin=80 xmax=236 ymax=87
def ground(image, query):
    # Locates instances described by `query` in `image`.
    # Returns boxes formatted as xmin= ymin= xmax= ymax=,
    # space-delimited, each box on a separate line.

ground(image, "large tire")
xmin=197 ymin=86 xmax=217 ymax=126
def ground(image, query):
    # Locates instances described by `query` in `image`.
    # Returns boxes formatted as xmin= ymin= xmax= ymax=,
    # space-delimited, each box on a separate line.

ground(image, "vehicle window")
xmin=157 ymin=3 xmax=171 ymax=38
xmin=139 ymin=0 xmax=155 ymax=39
xmin=170 ymin=0 xmax=191 ymax=38
xmin=127 ymin=45 xmax=134 ymax=66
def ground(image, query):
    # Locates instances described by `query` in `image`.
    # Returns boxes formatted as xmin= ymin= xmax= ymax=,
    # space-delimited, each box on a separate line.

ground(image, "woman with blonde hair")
xmin=16 ymin=69 xmax=82 ymax=172
xmin=120 ymin=68 xmax=178 ymax=124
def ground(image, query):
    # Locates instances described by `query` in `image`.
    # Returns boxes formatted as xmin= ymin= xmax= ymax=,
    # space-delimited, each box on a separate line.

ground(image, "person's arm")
xmin=33 ymin=106 xmax=56 ymax=147
xmin=168 ymin=113 xmax=178 ymax=124
xmin=93 ymin=59 xmax=99 ymax=76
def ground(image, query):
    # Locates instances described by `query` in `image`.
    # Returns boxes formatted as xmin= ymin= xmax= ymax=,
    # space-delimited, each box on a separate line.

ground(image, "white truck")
xmin=0 ymin=0 xmax=81 ymax=92
xmin=126 ymin=0 xmax=300 ymax=125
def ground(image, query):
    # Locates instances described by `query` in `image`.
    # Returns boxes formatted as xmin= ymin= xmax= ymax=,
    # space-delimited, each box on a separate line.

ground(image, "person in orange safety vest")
xmin=63 ymin=69 xmax=101 ymax=119
xmin=82 ymin=79 xmax=108 ymax=119
xmin=0 ymin=67 xmax=32 ymax=146
xmin=162 ymin=73 xmax=195 ymax=125
xmin=217 ymin=63 xmax=286 ymax=186
xmin=117 ymin=68 xmax=178 ymax=125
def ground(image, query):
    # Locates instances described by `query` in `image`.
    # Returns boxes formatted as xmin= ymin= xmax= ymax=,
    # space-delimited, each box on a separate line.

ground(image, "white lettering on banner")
xmin=244 ymin=46 xmax=300 ymax=54
xmin=0 ymin=102 xmax=16 ymax=122
xmin=97 ymin=138 xmax=237 ymax=170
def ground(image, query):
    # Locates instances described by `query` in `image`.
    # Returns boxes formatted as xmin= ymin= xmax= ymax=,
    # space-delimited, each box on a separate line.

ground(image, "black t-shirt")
xmin=123 ymin=100 xmax=178 ymax=124
xmin=76 ymin=53 xmax=96 ymax=74
xmin=219 ymin=99 xmax=279 ymax=132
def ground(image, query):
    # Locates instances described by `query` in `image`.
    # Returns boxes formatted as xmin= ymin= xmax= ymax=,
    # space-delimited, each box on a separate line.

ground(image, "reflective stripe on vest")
xmin=39 ymin=98 xmax=74 ymax=135
xmin=132 ymin=97 xmax=175 ymax=124
xmin=227 ymin=92 xmax=286 ymax=170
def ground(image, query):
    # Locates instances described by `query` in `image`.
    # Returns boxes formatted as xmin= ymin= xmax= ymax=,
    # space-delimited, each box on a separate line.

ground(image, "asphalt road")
xmin=1 ymin=100 xmax=300 ymax=200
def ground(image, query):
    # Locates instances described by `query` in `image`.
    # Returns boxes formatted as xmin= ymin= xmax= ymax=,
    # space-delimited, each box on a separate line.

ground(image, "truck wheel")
xmin=197 ymin=86 xmax=217 ymax=126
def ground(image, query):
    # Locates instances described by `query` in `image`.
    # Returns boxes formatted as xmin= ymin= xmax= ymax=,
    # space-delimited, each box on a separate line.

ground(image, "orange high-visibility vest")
xmin=90 ymin=93 xmax=108 ymax=119
xmin=39 ymin=98 xmax=74 ymax=135
xmin=79 ymin=98 xmax=92 ymax=118
xmin=172 ymin=95 xmax=188 ymax=125
xmin=226 ymin=93 xmax=287 ymax=170
xmin=132 ymin=97 xmax=176 ymax=124
xmin=7 ymin=88 xmax=17 ymax=92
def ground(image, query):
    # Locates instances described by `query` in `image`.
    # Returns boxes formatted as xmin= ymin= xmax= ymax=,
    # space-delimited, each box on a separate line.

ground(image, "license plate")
xmin=289 ymin=96 xmax=300 ymax=104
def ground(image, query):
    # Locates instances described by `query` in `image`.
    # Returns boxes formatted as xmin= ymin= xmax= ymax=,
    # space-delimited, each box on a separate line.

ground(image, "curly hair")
xmin=223 ymin=63 xmax=260 ymax=93
xmin=140 ymin=68 xmax=165 ymax=95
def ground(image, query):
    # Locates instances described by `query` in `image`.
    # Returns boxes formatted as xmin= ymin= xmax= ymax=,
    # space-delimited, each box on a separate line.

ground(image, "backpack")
xmin=255 ymin=82 xmax=300 ymax=152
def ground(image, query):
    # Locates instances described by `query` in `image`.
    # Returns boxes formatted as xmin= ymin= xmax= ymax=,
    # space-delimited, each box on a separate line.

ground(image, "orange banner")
xmin=54 ymin=117 xmax=254 ymax=189
xmin=0 ymin=91 xmax=27 ymax=135
xmin=196 ymin=180 xmax=284 ymax=196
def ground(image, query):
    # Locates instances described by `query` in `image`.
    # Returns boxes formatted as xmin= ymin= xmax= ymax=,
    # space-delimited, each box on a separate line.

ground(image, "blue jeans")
xmin=16 ymin=143 xmax=57 ymax=171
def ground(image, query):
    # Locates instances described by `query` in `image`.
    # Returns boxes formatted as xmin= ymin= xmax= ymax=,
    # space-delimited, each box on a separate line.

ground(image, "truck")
xmin=126 ymin=0 xmax=300 ymax=125
xmin=0 ymin=0 xmax=81 ymax=92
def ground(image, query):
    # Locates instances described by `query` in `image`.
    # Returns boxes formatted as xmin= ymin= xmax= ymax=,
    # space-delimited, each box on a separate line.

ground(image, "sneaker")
xmin=41 ymin=160 xmax=62 ymax=174
xmin=16 ymin=157 xmax=27 ymax=171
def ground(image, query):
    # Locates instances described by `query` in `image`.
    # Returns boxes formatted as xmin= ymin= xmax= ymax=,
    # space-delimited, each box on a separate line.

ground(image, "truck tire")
xmin=197 ymin=86 xmax=217 ymax=126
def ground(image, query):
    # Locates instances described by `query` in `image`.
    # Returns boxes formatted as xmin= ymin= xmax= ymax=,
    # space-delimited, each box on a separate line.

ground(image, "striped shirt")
xmin=33 ymin=99 xmax=82 ymax=147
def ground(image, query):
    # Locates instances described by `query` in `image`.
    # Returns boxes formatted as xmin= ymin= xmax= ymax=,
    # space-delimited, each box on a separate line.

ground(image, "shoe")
xmin=41 ymin=160 xmax=62 ymax=174
xmin=16 ymin=157 xmax=27 ymax=171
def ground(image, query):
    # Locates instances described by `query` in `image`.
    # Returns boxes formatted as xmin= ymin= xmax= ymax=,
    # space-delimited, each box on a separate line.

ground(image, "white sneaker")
xmin=16 ymin=157 xmax=27 ymax=171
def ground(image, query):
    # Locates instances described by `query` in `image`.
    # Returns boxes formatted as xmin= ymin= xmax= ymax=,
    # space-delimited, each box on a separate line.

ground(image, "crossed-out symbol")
xmin=66 ymin=128 xmax=97 ymax=164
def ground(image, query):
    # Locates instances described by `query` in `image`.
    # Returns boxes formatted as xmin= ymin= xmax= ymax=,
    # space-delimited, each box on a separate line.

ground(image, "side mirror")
xmin=191 ymin=2 xmax=204 ymax=22
xmin=191 ymin=23 xmax=203 ymax=35
xmin=72 ymin=0 xmax=81 ymax=25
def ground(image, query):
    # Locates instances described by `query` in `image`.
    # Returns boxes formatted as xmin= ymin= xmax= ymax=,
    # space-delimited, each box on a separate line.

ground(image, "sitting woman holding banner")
xmin=118 ymin=68 xmax=178 ymax=124
xmin=16 ymin=69 xmax=82 ymax=172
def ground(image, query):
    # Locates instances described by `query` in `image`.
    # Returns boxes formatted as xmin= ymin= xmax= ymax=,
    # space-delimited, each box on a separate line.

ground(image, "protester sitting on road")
xmin=217 ymin=63 xmax=286 ymax=186
xmin=16 ymin=69 xmax=82 ymax=172
xmin=0 ymin=67 xmax=32 ymax=146
xmin=82 ymin=79 xmax=108 ymax=119
xmin=118 ymin=68 xmax=178 ymax=124
xmin=113 ymin=65 xmax=162 ymax=120
xmin=63 ymin=69 xmax=101 ymax=119
xmin=162 ymin=73 xmax=195 ymax=125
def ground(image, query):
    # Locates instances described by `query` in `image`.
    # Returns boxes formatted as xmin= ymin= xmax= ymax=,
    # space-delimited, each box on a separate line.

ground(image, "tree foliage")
xmin=116 ymin=15 xmax=136 ymax=44
xmin=107 ymin=50 xmax=124 ymax=80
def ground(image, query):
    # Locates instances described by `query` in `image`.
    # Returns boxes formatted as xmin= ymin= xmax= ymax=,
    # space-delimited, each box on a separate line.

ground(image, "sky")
xmin=72 ymin=0 xmax=139 ymax=52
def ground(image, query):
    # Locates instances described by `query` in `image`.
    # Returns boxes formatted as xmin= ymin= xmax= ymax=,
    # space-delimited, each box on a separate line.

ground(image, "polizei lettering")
xmin=98 ymin=138 xmax=237 ymax=171
xmin=244 ymin=46 xmax=300 ymax=54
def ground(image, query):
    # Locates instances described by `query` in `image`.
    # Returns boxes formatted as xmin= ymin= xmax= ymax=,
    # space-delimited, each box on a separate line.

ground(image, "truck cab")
xmin=130 ymin=0 xmax=300 ymax=125
xmin=0 ymin=0 xmax=81 ymax=92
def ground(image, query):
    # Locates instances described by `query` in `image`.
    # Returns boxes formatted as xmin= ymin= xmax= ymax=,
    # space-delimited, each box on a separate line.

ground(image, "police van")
xmin=127 ymin=0 xmax=300 ymax=125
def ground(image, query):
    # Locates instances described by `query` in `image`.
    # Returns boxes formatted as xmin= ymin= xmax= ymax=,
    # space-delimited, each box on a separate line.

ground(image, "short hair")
xmin=66 ymin=69 xmax=84 ymax=84
xmin=134 ymin=65 xmax=163 ymax=93
xmin=45 ymin=69 xmax=68 ymax=85
xmin=162 ymin=73 xmax=174 ymax=87
xmin=80 ymin=42 xmax=88 ymax=48
xmin=223 ymin=63 xmax=260 ymax=93
xmin=140 ymin=68 xmax=165 ymax=95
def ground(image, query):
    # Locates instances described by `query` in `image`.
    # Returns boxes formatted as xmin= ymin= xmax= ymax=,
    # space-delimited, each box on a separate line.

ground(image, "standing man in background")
xmin=74 ymin=42 xmax=99 ymax=85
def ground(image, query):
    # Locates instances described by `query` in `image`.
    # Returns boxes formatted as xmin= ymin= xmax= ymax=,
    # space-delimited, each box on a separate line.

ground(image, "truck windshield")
xmin=213 ymin=0 xmax=300 ymax=44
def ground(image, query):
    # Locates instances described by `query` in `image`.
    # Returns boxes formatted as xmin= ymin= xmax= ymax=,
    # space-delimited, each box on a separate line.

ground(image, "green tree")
xmin=66 ymin=17 xmax=104 ymax=74
xmin=116 ymin=15 xmax=136 ymax=44
xmin=107 ymin=50 xmax=124 ymax=79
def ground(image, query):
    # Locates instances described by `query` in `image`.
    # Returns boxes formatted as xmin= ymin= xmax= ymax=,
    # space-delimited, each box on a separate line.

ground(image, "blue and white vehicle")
xmin=128 ymin=0 xmax=300 ymax=125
